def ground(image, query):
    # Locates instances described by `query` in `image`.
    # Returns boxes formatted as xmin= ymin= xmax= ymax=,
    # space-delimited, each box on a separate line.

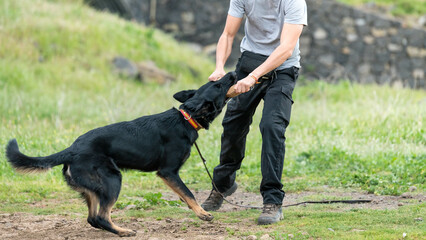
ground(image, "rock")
xmin=401 ymin=28 xmax=425 ymax=47
xmin=342 ymin=47 xmax=351 ymax=54
xmin=387 ymin=43 xmax=402 ymax=52
xmin=124 ymin=204 xmax=137 ymax=210
xmin=363 ymin=36 xmax=375 ymax=44
xmin=406 ymin=47 xmax=426 ymax=58
xmin=247 ymin=235 xmax=257 ymax=240
xmin=413 ymin=69 xmax=424 ymax=80
xmin=313 ymin=28 xmax=327 ymax=40
xmin=374 ymin=18 xmax=391 ymax=28
xmin=392 ymin=80 xmax=404 ymax=89
xmin=203 ymin=43 xmax=218 ymax=56
xmin=355 ymin=18 xmax=366 ymax=26
xmin=358 ymin=64 xmax=371 ymax=76
xmin=112 ymin=57 xmax=175 ymax=84
xmin=163 ymin=23 xmax=179 ymax=32
xmin=112 ymin=56 xmax=140 ymax=80
xmin=371 ymin=28 xmax=387 ymax=37
xmin=347 ymin=34 xmax=358 ymax=42
xmin=418 ymin=15 xmax=426 ymax=27
xmin=401 ymin=192 xmax=413 ymax=199
xmin=259 ymin=234 xmax=271 ymax=240
xmin=318 ymin=54 xmax=334 ymax=67
xmin=181 ymin=12 xmax=195 ymax=23
xmin=186 ymin=42 xmax=203 ymax=53
xmin=138 ymin=61 xmax=175 ymax=84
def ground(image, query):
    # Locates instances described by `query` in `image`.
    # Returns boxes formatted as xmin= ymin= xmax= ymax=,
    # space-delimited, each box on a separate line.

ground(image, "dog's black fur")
xmin=5 ymin=72 xmax=237 ymax=237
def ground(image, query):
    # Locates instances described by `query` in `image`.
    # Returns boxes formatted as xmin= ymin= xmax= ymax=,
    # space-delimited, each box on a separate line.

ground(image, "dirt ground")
xmin=0 ymin=189 xmax=424 ymax=240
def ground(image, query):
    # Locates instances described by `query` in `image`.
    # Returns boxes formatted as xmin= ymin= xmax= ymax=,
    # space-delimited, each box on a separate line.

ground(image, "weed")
xmin=115 ymin=192 xmax=182 ymax=210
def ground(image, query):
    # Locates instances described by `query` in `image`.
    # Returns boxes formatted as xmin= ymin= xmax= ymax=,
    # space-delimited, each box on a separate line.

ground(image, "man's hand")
xmin=208 ymin=69 xmax=226 ymax=81
xmin=234 ymin=75 xmax=256 ymax=94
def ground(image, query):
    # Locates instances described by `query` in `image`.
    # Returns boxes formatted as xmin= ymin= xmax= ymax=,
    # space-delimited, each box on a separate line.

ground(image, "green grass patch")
xmin=338 ymin=0 xmax=426 ymax=16
xmin=117 ymin=202 xmax=425 ymax=239
xmin=115 ymin=192 xmax=182 ymax=210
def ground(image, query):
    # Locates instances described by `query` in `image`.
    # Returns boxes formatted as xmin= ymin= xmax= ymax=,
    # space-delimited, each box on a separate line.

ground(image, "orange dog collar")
xmin=179 ymin=109 xmax=203 ymax=131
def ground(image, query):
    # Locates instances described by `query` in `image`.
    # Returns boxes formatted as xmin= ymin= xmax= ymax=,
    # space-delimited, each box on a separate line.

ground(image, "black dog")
xmin=6 ymin=72 xmax=237 ymax=237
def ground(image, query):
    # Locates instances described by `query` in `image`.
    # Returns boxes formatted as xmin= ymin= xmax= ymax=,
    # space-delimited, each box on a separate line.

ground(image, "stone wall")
xmin=85 ymin=0 xmax=426 ymax=89
xmin=302 ymin=0 xmax=425 ymax=88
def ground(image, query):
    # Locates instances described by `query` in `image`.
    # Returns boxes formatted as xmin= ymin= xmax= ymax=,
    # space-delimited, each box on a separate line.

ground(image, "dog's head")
xmin=174 ymin=71 xmax=237 ymax=129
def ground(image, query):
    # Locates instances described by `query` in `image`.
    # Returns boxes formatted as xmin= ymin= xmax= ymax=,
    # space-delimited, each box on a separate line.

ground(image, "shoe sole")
xmin=202 ymin=182 xmax=238 ymax=211
xmin=223 ymin=182 xmax=238 ymax=197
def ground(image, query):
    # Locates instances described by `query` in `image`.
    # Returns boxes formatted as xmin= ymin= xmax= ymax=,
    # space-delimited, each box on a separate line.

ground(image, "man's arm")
xmin=209 ymin=14 xmax=243 ymax=81
xmin=234 ymin=23 xmax=304 ymax=93
xmin=252 ymin=23 xmax=304 ymax=80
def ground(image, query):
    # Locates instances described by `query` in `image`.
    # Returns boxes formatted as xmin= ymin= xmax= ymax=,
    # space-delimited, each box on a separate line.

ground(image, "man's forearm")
xmin=215 ymin=33 xmax=234 ymax=71
xmin=251 ymin=44 xmax=293 ymax=78
xmin=251 ymin=23 xmax=304 ymax=79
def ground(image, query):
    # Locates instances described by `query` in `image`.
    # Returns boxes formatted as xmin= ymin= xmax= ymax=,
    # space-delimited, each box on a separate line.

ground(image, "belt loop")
xmin=273 ymin=69 xmax=277 ymax=82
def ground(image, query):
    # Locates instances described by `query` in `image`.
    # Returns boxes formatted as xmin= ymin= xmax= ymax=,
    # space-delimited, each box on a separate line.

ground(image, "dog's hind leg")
xmin=94 ymin=161 xmax=136 ymax=237
xmin=157 ymin=171 xmax=214 ymax=221
xmin=97 ymin=200 xmax=136 ymax=237
xmin=82 ymin=191 xmax=100 ymax=229
xmin=63 ymin=164 xmax=101 ymax=229
xmin=63 ymin=160 xmax=135 ymax=237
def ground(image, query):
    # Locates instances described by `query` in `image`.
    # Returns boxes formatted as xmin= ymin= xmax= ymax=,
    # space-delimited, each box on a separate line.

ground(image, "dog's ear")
xmin=173 ymin=90 xmax=196 ymax=103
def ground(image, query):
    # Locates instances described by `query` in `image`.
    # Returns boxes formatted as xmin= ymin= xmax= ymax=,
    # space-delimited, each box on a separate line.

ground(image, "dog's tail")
xmin=6 ymin=139 xmax=70 ymax=173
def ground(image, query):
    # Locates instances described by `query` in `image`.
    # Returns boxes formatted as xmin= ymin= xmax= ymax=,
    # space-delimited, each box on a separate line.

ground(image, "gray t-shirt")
xmin=228 ymin=0 xmax=308 ymax=69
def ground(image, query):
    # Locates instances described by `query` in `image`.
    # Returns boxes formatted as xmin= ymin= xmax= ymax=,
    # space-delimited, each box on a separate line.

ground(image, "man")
xmin=202 ymin=0 xmax=308 ymax=225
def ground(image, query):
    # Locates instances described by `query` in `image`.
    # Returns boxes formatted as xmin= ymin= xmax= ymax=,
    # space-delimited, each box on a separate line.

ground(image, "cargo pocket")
xmin=281 ymin=86 xmax=294 ymax=105
xmin=278 ymin=86 xmax=294 ymax=127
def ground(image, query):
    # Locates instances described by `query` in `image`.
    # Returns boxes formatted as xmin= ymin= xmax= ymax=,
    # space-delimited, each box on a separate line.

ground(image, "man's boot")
xmin=257 ymin=203 xmax=283 ymax=225
xmin=201 ymin=182 xmax=238 ymax=211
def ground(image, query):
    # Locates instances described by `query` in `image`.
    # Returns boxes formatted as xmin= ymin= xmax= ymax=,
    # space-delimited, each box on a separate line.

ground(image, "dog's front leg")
xmin=157 ymin=171 xmax=213 ymax=221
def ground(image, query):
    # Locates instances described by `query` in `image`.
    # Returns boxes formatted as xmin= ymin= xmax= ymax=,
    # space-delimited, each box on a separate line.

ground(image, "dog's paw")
xmin=198 ymin=212 xmax=214 ymax=221
xmin=87 ymin=217 xmax=102 ymax=229
xmin=118 ymin=229 xmax=137 ymax=237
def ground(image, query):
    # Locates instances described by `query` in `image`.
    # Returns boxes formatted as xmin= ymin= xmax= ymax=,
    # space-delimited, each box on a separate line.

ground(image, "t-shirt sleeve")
xmin=284 ymin=0 xmax=308 ymax=26
xmin=228 ymin=0 xmax=245 ymax=18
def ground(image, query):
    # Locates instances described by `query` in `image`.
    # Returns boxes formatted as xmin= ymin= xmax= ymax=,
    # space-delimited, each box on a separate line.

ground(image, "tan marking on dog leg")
xmin=98 ymin=202 xmax=136 ymax=237
xmin=84 ymin=191 xmax=99 ymax=219
xmin=159 ymin=176 xmax=213 ymax=221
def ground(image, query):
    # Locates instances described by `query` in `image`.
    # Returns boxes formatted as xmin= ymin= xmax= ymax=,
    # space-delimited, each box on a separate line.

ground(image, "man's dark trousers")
xmin=212 ymin=61 xmax=298 ymax=205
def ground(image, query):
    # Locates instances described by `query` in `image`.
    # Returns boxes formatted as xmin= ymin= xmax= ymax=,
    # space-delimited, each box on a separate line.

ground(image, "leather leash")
xmin=194 ymin=141 xmax=262 ymax=209
xmin=194 ymin=142 xmax=372 ymax=209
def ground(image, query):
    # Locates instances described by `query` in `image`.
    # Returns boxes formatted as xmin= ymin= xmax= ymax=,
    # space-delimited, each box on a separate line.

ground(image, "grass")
xmin=105 ymin=201 xmax=425 ymax=239
xmin=0 ymin=0 xmax=425 ymax=239
xmin=338 ymin=0 xmax=426 ymax=16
